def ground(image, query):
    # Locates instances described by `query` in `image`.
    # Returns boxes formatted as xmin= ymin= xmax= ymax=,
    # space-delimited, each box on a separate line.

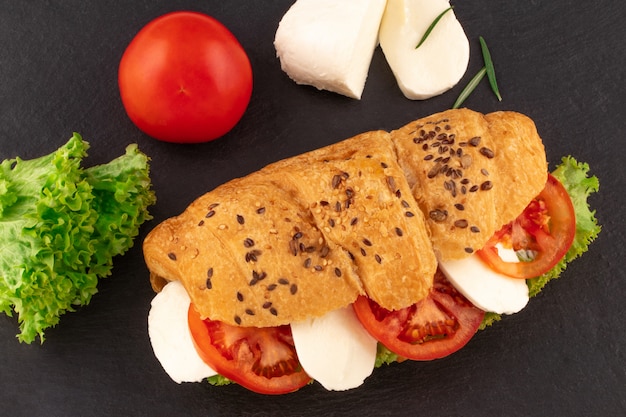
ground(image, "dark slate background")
xmin=1 ymin=1 xmax=624 ymax=416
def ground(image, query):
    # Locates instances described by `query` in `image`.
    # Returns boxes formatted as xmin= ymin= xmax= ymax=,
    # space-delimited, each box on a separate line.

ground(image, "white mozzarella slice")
xmin=379 ymin=0 xmax=470 ymax=99
xmin=147 ymin=281 xmax=217 ymax=383
xmin=274 ymin=0 xmax=387 ymax=99
xmin=291 ymin=306 xmax=378 ymax=391
xmin=439 ymin=255 xmax=529 ymax=315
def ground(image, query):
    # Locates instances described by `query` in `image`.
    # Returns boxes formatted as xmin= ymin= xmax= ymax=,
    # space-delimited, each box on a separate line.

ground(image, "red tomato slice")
xmin=477 ymin=174 xmax=576 ymax=279
xmin=353 ymin=270 xmax=485 ymax=361
xmin=187 ymin=305 xmax=311 ymax=395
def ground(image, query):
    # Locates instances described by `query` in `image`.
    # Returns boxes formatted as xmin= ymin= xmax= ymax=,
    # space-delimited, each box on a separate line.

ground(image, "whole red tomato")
xmin=118 ymin=11 xmax=253 ymax=143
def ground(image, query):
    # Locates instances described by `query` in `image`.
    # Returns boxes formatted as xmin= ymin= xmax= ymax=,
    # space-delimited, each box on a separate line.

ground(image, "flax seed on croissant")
xmin=143 ymin=108 xmax=547 ymax=327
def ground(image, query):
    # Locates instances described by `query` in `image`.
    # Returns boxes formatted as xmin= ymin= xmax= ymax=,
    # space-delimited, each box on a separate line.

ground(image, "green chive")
xmin=415 ymin=6 xmax=454 ymax=49
xmin=479 ymin=36 xmax=502 ymax=101
xmin=452 ymin=66 xmax=487 ymax=109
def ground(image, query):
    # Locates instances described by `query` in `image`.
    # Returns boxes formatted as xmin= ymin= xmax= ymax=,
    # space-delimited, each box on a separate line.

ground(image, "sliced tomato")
xmin=477 ymin=173 xmax=576 ymax=279
xmin=353 ymin=270 xmax=485 ymax=361
xmin=188 ymin=305 xmax=311 ymax=394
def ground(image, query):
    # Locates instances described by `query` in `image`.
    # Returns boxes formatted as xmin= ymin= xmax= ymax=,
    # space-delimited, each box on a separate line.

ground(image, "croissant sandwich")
xmin=143 ymin=108 xmax=597 ymax=394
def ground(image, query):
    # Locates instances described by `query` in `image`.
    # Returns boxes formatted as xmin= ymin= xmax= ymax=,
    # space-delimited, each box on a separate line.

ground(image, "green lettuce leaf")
xmin=0 ymin=134 xmax=155 ymax=343
xmin=206 ymin=374 xmax=234 ymax=387
xmin=375 ymin=343 xmax=400 ymax=368
xmin=479 ymin=156 xmax=601 ymax=329
xmin=84 ymin=144 xmax=156 ymax=278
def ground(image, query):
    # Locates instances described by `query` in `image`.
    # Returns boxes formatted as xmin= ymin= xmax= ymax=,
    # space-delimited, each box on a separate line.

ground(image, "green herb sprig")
xmin=479 ymin=36 xmax=502 ymax=101
xmin=452 ymin=66 xmax=486 ymax=109
xmin=415 ymin=6 xmax=454 ymax=49
xmin=452 ymin=36 xmax=502 ymax=108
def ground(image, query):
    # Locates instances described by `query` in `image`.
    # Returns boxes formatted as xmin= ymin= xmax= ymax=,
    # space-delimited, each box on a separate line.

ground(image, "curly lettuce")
xmin=0 ymin=134 xmax=156 ymax=343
